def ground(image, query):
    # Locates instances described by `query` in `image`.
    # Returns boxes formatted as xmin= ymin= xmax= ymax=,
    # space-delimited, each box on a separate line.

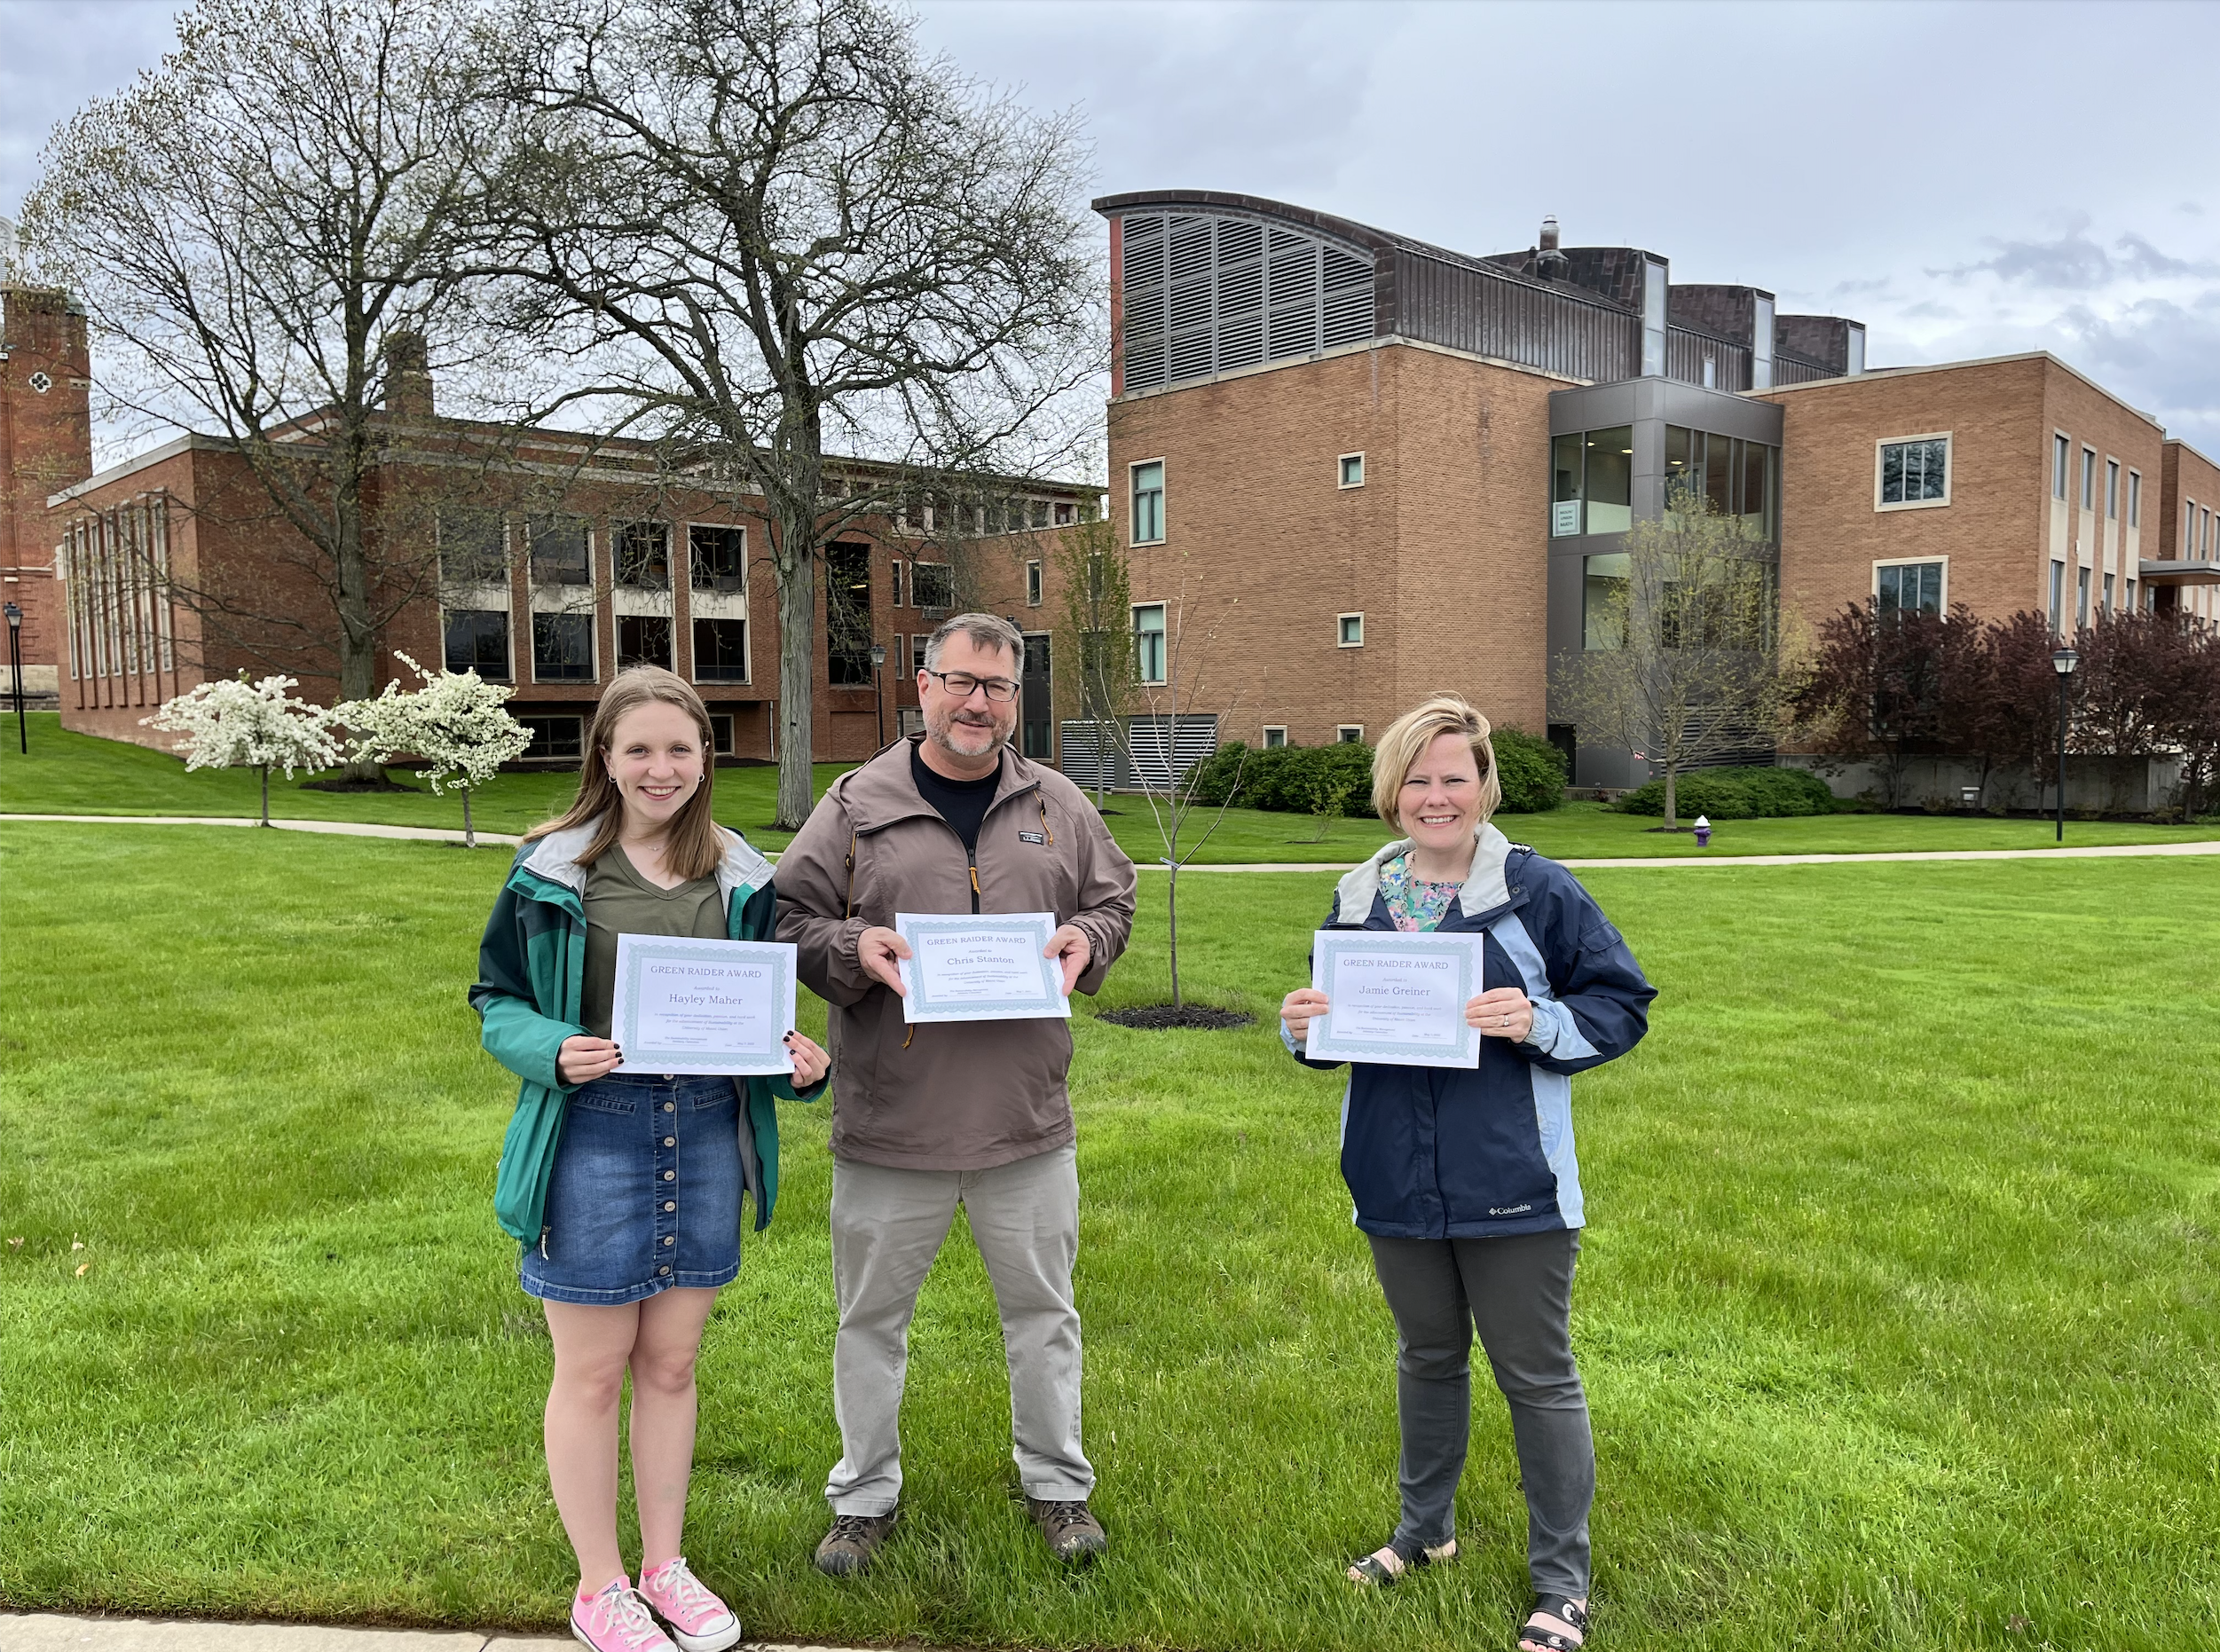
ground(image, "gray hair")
xmin=922 ymin=611 xmax=1024 ymax=673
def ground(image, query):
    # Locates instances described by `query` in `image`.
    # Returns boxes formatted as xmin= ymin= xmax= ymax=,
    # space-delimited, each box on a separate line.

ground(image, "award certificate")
xmin=1304 ymin=931 xmax=1486 ymax=1068
xmin=894 ymin=911 xmax=1070 ymax=1025
xmin=610 ymin=934 xmax=799 ymax=1075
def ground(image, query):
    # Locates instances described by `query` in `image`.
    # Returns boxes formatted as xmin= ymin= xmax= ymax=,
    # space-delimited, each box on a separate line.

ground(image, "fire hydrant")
xmin=1693 ymin=814 xmax=1712 ymax=848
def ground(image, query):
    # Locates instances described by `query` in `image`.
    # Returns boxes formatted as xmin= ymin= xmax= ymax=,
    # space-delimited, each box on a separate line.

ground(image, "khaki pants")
xmin=824 ymin=1145 xmax=1092 ymax=1514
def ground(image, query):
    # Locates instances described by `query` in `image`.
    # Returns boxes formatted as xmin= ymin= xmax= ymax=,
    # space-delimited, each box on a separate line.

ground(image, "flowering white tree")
xmin=143 ymin=673 xmax=342 ymax=826
xmin=338 ymin=653 xmax=530 ymax=847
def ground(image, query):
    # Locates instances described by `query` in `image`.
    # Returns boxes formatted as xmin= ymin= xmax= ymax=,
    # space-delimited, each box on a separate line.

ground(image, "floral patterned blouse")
xmin=1381 ymin=854 xmax=1461 ymax=933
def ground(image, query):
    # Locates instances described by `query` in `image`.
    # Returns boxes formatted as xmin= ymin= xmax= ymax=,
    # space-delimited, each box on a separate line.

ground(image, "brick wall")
xmin=2155 ymin=439 xmax=2220 ymax=624
xmin=0 ymin=285 xmax=94 ymax=693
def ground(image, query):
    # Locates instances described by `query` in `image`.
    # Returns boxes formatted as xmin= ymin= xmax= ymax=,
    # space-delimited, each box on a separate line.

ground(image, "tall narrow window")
xmin=1132 ymin=602 xmax=1167 ymax=683
xmin=1131 ymin=460 xmax=1165 ymax=545
xmin=2076 ymin=566 xmax=2090 ymax=628
xmin=888 ymin=558 xmax=904 ymax=607
xmin=2053 ymin=433 xmax=2070 ymax=500
xmin=825 ymin=540 xmax=874 ymax=686
xmin=1751 ymin=293 xmax=1775 ymax=389
xmin=1583 ymin=426 xmax=1634 ymax=533
xmin=1551 ymin=433 xmax=1583 ymax=536
xmin=2102 ymin=572 xmax=2115 ymax=613
xmin=2080 ymin=448 xmax=2096 ymax=509
xmin=1025 ymin=560 xmax=1043 ymax=607
xmin=2128 ymin=471 xmax=2141 ymax=527
xmin=2049 ymin=561 xmax=2065 ymax=633
xmin=1583 ymin=554 xmax=1630 ymax=650
xmin=2105 ymin=459 xmax=2120 ymax=519
xmin=1641 ymin=257 xmax=1668 ymax=376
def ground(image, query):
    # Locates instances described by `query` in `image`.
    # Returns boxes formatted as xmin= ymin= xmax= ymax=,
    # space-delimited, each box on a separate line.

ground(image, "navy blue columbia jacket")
xmin=1285 ymin=823 xmax=1657 ymax=1239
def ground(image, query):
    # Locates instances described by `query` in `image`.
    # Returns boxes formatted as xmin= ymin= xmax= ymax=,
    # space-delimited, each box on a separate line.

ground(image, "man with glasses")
xmin=776 ymin=612 xmax=1137 ymax=1575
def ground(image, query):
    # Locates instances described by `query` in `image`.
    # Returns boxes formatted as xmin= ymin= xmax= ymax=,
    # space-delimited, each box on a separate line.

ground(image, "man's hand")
xmin=856 ymin=925 xmax=911 ymax=995
xmin=1045 ymin=924 xmax=1092 ymax=995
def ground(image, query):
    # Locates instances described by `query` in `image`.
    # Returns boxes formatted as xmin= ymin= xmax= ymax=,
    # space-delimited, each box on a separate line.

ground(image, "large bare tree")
xmin=24 ymin=0 xmax=503 ymax=772
xmin=481 ymin=0 xmax=1098 ymax=827
xmin=1551 ymin=484 xmax=1783 ymax=827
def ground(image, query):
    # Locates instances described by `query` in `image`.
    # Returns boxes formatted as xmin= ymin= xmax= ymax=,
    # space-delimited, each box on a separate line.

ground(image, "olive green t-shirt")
xmin=579 ymin=847 xmax=728 ymax=1040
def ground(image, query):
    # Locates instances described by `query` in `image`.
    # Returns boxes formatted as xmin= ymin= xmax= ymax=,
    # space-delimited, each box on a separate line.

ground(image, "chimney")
xmin=1535 ymin=215 xmax=1569 ymax=280
xmin=381 ymin=328 xmax=434 ymax=419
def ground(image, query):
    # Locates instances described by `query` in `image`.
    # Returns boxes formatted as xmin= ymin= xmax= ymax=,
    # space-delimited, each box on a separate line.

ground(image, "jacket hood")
xmin=1332 ymin=821 xmax=1517 ymax=924
xmin=515 ymin=819 xmax=772 ymax=901
xmin=832 ymin=736 xmax=1043 ymax=833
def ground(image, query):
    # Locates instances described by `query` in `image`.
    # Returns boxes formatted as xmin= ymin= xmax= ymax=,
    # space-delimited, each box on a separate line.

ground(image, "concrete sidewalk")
xmin=0 ymin=1614 xmax=869 ymax=1652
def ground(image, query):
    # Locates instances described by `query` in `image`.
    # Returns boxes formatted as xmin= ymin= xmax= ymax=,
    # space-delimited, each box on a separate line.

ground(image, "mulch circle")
xmin=1097 ymin=1005 xmax=1255 ymax=1031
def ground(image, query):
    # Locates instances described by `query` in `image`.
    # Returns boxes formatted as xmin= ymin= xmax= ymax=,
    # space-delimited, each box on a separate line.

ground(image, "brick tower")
xmin=1 ymin=276 xmax=96 ymax=703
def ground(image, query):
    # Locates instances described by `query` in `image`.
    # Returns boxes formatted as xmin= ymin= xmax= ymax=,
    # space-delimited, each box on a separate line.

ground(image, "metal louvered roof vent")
xmin=1536 ymin=215 xmax=1569 ymax=281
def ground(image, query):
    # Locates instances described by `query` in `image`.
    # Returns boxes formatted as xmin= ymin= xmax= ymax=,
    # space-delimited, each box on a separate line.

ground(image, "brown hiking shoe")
xmin=1027 ymin=1497 xmax=1107 ymax=1563
xmin=814 ymin=1508 xmax=899 ymax=1577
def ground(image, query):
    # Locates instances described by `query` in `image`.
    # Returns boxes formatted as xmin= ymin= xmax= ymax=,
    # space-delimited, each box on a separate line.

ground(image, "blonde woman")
xmin=1279 ymin=695 xmax=1654 ymax=1652
xmin=472 ymin=667 xmax=829 ymax=1652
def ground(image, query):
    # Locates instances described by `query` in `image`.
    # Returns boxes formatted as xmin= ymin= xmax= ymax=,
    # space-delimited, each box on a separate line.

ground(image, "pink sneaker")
xmin=639 ymin=1556 xmax=743 ymax=1652
xmin=571 ymin=1576 xmax=676 ymax=1652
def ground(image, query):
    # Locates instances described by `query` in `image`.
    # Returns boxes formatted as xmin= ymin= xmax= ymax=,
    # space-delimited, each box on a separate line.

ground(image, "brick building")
xmin=1089 ymin=189 xmax=2219 ymax=791
xmin=0 ymin=279 xmax=93 ymax=705
xmin=39 ymin=349 xmax=1087 ymax=762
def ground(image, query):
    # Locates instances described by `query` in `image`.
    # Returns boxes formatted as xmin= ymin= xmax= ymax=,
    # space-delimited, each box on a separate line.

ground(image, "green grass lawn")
xmin=4 ymin=712 xmax=2210 ymax=863
xmin=4 ymin=822 xmax=2216 ymax=1648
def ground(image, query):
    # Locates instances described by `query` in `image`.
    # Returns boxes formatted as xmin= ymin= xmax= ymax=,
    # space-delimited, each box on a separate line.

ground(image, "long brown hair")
xmin=524 ymin=667 xmax=728 ymax=881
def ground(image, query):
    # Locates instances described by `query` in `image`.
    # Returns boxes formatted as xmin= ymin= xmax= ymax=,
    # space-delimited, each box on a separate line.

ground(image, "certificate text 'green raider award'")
xmin=611 ymin=935 xmax=799 ymax=1075
xmin=894 ymin=911 xmax=1071 ymax=1024
xmin=1305 ymin=931 xmax=1486 ymax=1068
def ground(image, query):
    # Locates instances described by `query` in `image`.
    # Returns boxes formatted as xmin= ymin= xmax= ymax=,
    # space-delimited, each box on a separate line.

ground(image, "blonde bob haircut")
xmin=524 ymin=666 xmax=728 ymax=883
xmin=1369 ymin=693 xmax=1502 ymax=830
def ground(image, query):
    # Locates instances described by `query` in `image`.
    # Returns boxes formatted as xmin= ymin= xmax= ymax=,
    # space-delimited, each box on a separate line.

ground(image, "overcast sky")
xmin=5 ymin=0 xmax=2217 ymax=454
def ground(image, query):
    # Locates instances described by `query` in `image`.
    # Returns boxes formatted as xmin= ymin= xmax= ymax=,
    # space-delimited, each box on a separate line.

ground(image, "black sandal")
xmin=1517 ymin=1593 xmax=1588 ymax=1651
xmin=1345 ymin=1536 xmax=1457 ymax=1585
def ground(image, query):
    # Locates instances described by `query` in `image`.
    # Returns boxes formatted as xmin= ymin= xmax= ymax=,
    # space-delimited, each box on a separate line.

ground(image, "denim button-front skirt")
xmin=520 ymin=1072 xmax=743 ymax=1305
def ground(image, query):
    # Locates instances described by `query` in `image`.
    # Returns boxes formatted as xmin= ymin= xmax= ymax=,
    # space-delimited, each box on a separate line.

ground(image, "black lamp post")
xmin=4 ymin=601 xmax=23 ymax=755
xmin=870 ymin=641 xmax=888 ymax=746
xmin=2051 ymin=646 xmax=2079 ymax=841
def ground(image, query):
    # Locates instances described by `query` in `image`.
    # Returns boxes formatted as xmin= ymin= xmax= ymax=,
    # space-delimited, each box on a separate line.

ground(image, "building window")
xmin=1337 ymin=612 xmax=1363 ymax=647
xmin=1133 ymin=602 xmax=1167 ymax=683
xmin=708 ymin=713 xmax=734 ymax=757
xmin=2105 ymin=460 xmax=2120 ymax=520
xmin=1026 ymin=560 xmax=1043 ymax=607
xmin=1583 ymin=554 xmax=1629 ymax=650
xmin=2102 ymin=572 xmax=2115 ymax=614
xmin=2053 ymin=433 xmax=2069 ymax=500
xmin=2187 ymin=502 xmax=2197 ymax=554
xmin=689 ymin=524 xmax=744 ymax=591
xmin=2076 ymin=566 xmax=2090 ymax=628
xmin=2128 ymin=471 xmax=2141 ymax=527
xmin=1877 ymin=435 xmax=1949 ymax=508
xmin=516 ymin=713 xmax=583 ymax=761
xmin=1263 ymin=725 xmax=1287 ymax=748
xmin=911 ymin=633 xmax=930 ymax=673
xmin=1029 ymin=499 xmax=1051 ymax=531
xmin=1131 ymin=460 xmax=1165 ymax=545
xmin=1551 ymin=427 xmax=1634 ymax=535
xmin=1339 ymin=452 xmax=1365 ymax=489
xmin=1054 ymin=501 xmax=1075 ymax=525
xmin=532 ymin=611 xmax=594 ymax=680
xmin=910 ymin=561 xmax=953 ymax=610
xmin=2080 ymin=447 xmax=2096 ymax=509
xmin=1641 ymin=256 xmax=1668 ymax=377
xmin=1337 ymin=725 xmax=1365 ymax=744
xmin=437 ymin=510 xmax=508 ymax=586
xmin=443 ymin=610 xmax=510 ymax=680
xmin=2049 ymin=560 xmax=2065 ymax=633
xmin=1876 ymin=560 xmax=1944 ymax=618
xmin=528 ymin=515 xmax=592 ymax=586
xmin=694 ymin=618 xmax=748 ymax=682
xmin=826 ymin=540 xmax=874 ymax=686
xmin=2126 ymin=578 xmax=2137 ymax=611
xmin=888 ymin=558 xmax=904 ymax=607
xmin=615 ymin=521 xmax=670 ymax=588
xmin=618 ymin=615 xmax=672 ymax=670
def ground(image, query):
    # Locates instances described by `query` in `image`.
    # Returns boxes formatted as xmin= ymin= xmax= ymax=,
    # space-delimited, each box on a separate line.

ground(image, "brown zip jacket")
xmin=775 ymin=737 xmax=1138 ymax=1171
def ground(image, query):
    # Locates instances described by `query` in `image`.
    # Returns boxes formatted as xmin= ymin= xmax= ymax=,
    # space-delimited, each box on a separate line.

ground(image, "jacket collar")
xmin=514 ymin=819 xmax=772 ymax=901
xmin=833 ymin=736 xmax=1042 ymax=833
xmin=1332 ymin=821 xmax=1519 ymax=924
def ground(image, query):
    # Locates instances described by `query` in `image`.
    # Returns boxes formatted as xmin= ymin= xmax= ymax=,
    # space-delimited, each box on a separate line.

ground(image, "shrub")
xmin=1490 ymin=727 xmax=1567 ymax=814
xmin=1616 ymin=765 xmax=1838 ymax=819
xmin=1185 ymin=726 xmax=1565 ymax=817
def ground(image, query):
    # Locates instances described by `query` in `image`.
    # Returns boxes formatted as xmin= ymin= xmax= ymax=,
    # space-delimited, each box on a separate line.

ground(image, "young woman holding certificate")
xmin=470 ymin=667 xmax=830 ymax=1652
xmin=1278 ymin=695 xmax=1655 ymax=1652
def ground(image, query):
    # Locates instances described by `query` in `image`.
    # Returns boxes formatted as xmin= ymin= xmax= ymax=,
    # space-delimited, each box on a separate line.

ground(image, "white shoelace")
xmin=644 ymin=1557 xmax=724 ymax=1624
xmin=583 ymin=1583 xmax=667 ymax=1650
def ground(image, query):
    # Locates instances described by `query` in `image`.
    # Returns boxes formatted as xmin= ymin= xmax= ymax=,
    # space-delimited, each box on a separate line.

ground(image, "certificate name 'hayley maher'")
xmin=610 ymin=934 xmax=799 ymax=1075
xmin=894 ymin=911 xmax=1071 ymax=1025
xmin=1305 ymin=931 xmax=1487 ymax=1068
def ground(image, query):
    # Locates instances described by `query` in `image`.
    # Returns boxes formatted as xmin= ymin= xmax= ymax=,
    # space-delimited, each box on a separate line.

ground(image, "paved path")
xmin=0 ymin=1615 xmax=870 ymax=1652
xmin=6 ymin=815 xmax=2218 ymax=871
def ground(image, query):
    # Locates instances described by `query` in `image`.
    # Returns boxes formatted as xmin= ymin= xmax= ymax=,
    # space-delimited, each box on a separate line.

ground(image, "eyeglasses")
xmin=923 ymin=669 xmax=1020 ymax=703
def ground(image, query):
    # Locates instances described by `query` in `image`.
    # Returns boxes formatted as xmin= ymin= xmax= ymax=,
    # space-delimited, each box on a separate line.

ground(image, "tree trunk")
xmin=461 ymin=787 xmax=475 ymax=850
xmin=1662 ymin=765 xmax=1677 ymax=830
xmin=259 ymin=765 xmax=272 ymax=827
xmin=774 ymin=527 xmax=818 ymax=831
xmin=1167 ymin=861 xmax=1182 ymax=1010
xmin=333 ymin=408 xmax=384 ymax=783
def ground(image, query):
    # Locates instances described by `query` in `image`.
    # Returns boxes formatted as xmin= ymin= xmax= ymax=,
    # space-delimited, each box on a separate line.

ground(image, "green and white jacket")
xmin=469 ymin=822 xmax=823 ymax=1244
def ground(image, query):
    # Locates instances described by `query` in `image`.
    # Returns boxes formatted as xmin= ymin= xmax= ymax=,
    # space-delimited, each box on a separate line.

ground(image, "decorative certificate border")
xmin=1307 ymin=931 xmax=1484 ymax=1067
xmin=614 ymin=936 xmax=797 ymax=1074
xmin=896 ymin=911 xmax=1069 ymax=1023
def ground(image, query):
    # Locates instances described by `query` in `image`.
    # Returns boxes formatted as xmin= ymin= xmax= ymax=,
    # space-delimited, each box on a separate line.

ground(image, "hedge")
xmin=1186 ymin=728 xmax=1566 ymax=817
xmin=1615 ymin=765 xmax=1838 ymax=819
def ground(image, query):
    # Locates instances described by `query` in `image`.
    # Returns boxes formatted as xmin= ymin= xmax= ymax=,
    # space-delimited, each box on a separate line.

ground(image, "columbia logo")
xmin=1488 ymin=1203 xmax=1533 ymax=1216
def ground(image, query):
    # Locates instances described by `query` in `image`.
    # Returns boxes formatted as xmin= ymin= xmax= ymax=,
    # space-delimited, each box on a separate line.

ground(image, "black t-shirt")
xmin=910 ymin=742 xmax=1002 ymax=854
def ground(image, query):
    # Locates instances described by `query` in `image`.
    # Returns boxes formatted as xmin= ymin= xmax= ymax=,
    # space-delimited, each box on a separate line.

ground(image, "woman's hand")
xmin=783 ymin=1031 xmax=831 ymax=1087
xmin=1466 ymin=987 xmax=1534 ymax=1042
xmin=1280 ymin=987 xmax=1330 ymax=1041
xmin=557 ymin=1034 xmax=623 ymax=1085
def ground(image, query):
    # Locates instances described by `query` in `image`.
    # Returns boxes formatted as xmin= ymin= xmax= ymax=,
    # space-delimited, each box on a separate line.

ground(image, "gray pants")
xmin=1366 ymin=1228 xmax=1593 ymax=1598
xmin=825 ymin=1145 xmax=1092 ymax=1514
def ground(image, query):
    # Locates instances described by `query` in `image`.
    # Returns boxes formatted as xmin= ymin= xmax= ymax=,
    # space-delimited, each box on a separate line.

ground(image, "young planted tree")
xmin=339 ymin=651 xmax=530 ymax=846
xmin=1550 ymin=484 xmax=1782 ymax=828
xmin=481 ymin=0 xmax=1098 ymax=829
xmin=1051 ymin=510 xmax=1133 ymax=805
xmin=24 ymin=0 xmax=502 ymax=771
xmin=143 ymin=673 xmax=342 ymax=825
